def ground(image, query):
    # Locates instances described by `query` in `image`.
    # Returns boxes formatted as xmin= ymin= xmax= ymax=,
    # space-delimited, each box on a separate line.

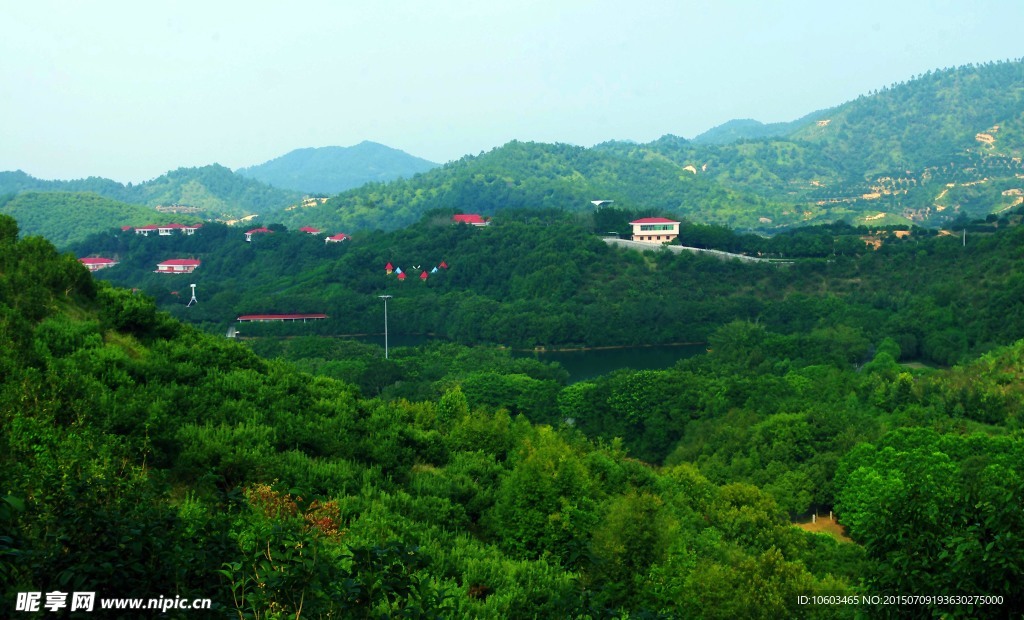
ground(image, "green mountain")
xmin=274 ymin=140 xmax=792 ymax=232
xmin=0 ymin=165 xmax=303 ymax=219
xmin=690 ymin=110 xmax=831 ymax=144
xmin=621 ymin=60 xmax=1024 ymax=227
xmin=268 ymin=61 xmax=1024 ymax=234
xmin=235 ymin=141 xmax=440 ymax=194
xmin=0 ymin=191 xmax=164 ymax=248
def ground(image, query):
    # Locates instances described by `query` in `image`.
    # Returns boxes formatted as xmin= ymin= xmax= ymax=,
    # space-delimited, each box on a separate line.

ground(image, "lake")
xmin=356 ymin=334 xmax=706 ymax=383
xmin=512 ymin=344 xmax=707 ymax=382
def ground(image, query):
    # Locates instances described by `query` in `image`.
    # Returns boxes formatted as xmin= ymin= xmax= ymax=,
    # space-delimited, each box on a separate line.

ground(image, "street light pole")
xmin=378 ymin=295 xmax=392 ymax=359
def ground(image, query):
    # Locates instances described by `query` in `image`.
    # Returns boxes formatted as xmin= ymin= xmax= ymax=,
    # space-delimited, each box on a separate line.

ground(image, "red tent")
xmin=397 ymin=272 xmax=406 ymax=281
xmin=420 ymin=270 xmax=428 ymax=281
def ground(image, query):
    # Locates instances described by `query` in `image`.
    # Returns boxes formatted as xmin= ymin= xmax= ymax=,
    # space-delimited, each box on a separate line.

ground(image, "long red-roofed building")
xmin=452 ymin=214 xmax=489 ymax=226
xmin=156 ymin=259 xmax=201 ymax=274
xmin=236 ymin=313 xmax=328 ymax=323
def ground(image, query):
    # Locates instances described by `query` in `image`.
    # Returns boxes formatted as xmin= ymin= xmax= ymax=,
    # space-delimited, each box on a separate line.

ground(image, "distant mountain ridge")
xmin=690 ymin=110 xmax=832 ymax=144
xmin=0 ymin=192 xmax=164 ymax=248
xmin=0 ymin=165 xmax=303 ymax=219
xmin=235 ymin=141 xmax=440 ymax=194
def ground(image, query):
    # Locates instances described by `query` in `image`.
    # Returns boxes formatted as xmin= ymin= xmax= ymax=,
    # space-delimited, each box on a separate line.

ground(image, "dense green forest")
xmin=0 ymin=192 xmax=168 ymax=247
xmin=3 ymin=208 xmax=1023 ymax=618
xmin=73 ymin=203 xmax=1024 ymax=371
xmin=275 ymin=140 xmax=795 ymax=233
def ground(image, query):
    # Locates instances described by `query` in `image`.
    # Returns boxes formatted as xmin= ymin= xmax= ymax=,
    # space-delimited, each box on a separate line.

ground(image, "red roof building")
xmin=134 ymin=223 xmax=202 ymax=236
xmin=79 ymin=257 xmax=118 ymax=272
xmin=452 ymin=214 xmax=489 ymax=226
xmin=325 ymin=233 xmax=350 ymax=243
xmin=630 ymin=217 xmax=680 ymax=244
xmin=236 ymin=313 xmax=328 ymax=322
xmin=245 ymin=227 xmax=274 ymax=242
xmin=156 ymin=259 xmax=201 ymax=274
xmin=299 ymin=226 xmax=322 ymax=235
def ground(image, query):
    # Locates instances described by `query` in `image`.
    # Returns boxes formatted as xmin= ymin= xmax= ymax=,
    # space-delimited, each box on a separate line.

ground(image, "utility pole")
xmin=378 ymin=295 xmax=392 ymax=359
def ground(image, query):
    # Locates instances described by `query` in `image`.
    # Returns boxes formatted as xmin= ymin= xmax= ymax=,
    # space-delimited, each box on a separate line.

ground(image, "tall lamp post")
xmin=378 ymin=295 xmax=392 ymax=359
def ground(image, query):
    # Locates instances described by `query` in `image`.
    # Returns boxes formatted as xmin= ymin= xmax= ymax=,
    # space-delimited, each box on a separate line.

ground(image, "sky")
xmin=2 ymin=0 xmax=1023 ymax=184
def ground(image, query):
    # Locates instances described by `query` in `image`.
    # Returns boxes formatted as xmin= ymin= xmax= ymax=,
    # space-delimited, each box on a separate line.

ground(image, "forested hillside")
xmin=5 ymin=210 xmax=1023 ymax=617
xmin=236 ymin=141 xmax=440 ymax=194
xmin=607 ymin=60 xmax=1024 ymax=228
xmin=274 ymin=140 xmax=792 ymax=232
xmin=74 ymin=205 xmax=1024 ymax=370
xmin=264 ymin=61 xmax=1024 ymax=234
xmin=0 ymin=165 xmax=302 ymax=221
xmin=0 ymin=192 xmax=164 ymax=247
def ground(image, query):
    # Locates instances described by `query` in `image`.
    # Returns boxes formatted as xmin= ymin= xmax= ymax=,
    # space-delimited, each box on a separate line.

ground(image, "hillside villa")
xmin=245 ymin=227 xmax=274 ymax=242
xmin=156 ymin=259 xmax=200 ymax=274
xmin=325 ymin=233 xmax=350 ymax=243
xmin=78 ymin=257 xmax=118 ymax=272
xmin=630 ymin=217 xmax=680 ymax=243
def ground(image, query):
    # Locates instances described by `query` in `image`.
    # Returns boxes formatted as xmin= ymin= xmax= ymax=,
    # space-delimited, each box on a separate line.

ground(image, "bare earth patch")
xmin=794 ymin=514 xmax=854 ymax=543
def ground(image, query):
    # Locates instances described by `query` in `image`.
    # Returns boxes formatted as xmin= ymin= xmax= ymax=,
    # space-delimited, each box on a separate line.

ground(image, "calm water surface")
xmin=358 ymin=335 xmax=706 ymax=383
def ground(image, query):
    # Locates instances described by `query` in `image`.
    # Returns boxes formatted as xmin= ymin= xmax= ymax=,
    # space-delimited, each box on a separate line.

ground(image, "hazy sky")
xmin=3 ymin=0 xmax=1022 ymax=183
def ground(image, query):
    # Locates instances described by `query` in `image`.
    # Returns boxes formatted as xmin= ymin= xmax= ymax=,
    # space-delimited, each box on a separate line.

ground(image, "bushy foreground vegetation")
xmin=4 ymin=206 xmax=1024 ymax=619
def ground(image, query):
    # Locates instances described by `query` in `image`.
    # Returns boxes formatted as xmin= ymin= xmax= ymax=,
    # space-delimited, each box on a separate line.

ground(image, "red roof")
xmin=300 ymin=226 xmax=321 ymax=234
xmin=452 ymin=214 xmax=487 ymax=224
xmin=236 ymin=313 xmax=328 ymax=321
xmin=246 ymin=227 xmax=273 ymax=234
xmin=630 ymin=216 xmax=679 ymax=223
xmin=135 ymin=224 xmax=160 ymax=230
xmin=157 ymin=259 xmax=201 ymax=267
xmin=325 ymin=233 xmax=350 ymax=241
xmin=79 ymin=257 xmax=116 ymax=265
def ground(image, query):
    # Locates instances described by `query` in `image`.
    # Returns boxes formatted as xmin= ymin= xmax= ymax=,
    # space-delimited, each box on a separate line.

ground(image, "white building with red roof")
xmin=324 ymin=233 xmax=350 ymax=243
xmin=133 ymin=223 xmax=202 ymax=236
xmin=299 ymin=226 xmax=322 ymax=235
xmin=79 ymin=257 xmax=118 ymax=272
xmin=630 ymin=217 xmax=680 ymax=244
xmin=156 ymin=259 xmax=201 ymax=274
xmin=245 ymin=227 xmax=273 ymax=242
